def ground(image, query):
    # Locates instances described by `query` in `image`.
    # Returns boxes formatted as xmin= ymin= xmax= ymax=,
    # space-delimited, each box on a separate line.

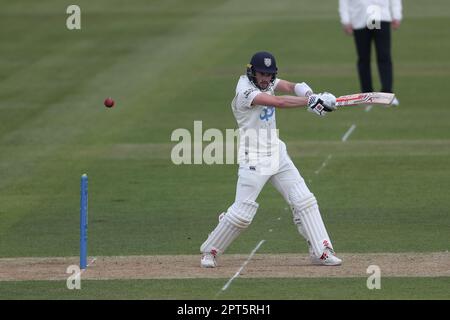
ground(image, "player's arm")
xmin=252 ymin=93 xmax=308 ymax=109
xmin=275 ymin=79 xmax=313 ymax=97
xmin=274 ymin=80 xmax=296 ymax=94
xmin=253 ymin=92 xmax=337 ymax=116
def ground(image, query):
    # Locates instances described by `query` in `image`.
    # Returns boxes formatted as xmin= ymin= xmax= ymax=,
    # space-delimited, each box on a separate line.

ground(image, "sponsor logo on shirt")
xmin=260 ymin=106 xmax=275 ymax=121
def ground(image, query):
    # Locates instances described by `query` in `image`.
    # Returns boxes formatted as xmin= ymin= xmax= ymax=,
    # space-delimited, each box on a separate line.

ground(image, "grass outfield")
xmin=1 ymin=278 xmax=449 ymax=300
xmin=0 ymin=0 xmax=449 ymax=299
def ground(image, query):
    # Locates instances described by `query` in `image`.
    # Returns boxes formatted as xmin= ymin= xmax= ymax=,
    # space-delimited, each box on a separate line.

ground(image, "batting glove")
xmin=307 ymin=92 xmax=337 ymax=116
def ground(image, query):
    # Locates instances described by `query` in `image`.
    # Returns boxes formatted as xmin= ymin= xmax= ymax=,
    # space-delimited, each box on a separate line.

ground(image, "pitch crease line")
xmin=314 ymin=154 xmax=333 ymax=175
xmin=342 ymin=124 xmax=356 ymax=142
xmin=217 ymin=240 xmax=265 ymax=295
xmin=76 ymin=257 xmax=97 ymax=278
xmin=365 ymin=105 xmax=373 ymax=112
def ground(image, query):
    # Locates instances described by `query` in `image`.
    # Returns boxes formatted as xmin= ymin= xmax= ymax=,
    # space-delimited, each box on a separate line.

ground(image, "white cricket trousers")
xmin=235 ymin=146 xmax=308 ymax=204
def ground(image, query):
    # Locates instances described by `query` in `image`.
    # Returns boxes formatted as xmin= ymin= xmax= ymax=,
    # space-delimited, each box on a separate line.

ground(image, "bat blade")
xmin=336 ymin=92 xmax=395 ymax=107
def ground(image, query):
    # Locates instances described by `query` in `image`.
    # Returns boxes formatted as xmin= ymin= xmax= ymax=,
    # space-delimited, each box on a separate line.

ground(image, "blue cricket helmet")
xmin=246 ymin=51 xmax=278 ymax=89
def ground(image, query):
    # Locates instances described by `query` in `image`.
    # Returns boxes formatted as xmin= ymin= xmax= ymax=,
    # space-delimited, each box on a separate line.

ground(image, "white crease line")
xmin=342 ymin=124 xmax=356 ymax=142
xmin=77 ymin=257 xmax=97 ymax=277
xmin=87 ymin=257 xmax=97 ymax=267
xmin=365 ymin=105 xmax=373 ymax=112
xmin=217 ymin=240 xmax=265 ymax=296
xmin=314 ymin=154 xmax=333 ymax=175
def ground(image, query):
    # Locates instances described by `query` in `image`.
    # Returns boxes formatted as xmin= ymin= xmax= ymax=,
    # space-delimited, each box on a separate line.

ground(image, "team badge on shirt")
xmin=243 ymin=88 xmax=257 ymax=98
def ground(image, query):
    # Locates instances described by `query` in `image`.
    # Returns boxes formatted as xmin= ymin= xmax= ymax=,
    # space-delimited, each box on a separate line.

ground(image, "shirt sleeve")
xmin=339 ymin=0 xmax=351 ymax=25
xmin=272 ymin=78 xmax=281 ymax=90
xmin=390 ymin=0 xmax=402 ymax=21
xmin=234 ymin=87 xmax=261 ymax=109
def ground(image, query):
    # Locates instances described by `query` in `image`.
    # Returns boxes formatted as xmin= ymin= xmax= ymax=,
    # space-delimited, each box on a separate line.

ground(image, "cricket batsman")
xmin=200 ymin=51 xmax=342 ymax=267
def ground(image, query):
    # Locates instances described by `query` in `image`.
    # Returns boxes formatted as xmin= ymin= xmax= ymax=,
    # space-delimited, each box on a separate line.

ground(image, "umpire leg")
xmin=374 ymin=21 xmax=393 ymax=93
xmin=353 ymin=27 xmax=373 ymax=92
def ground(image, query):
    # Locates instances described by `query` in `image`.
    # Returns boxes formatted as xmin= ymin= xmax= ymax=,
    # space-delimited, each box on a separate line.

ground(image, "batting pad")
xmin=289 ymin=183 xmax=333 ymax=257
xmin=292 ymin=213 xmax=309 ymax=241
xmin=200 ymin=200 xmax=259 ymax=255
xmin=286 ymin=180 xmax=311 ymax=241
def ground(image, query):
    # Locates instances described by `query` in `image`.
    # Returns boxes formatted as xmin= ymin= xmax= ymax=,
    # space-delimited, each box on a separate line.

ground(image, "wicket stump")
xmin=80 ymin=174 xmax=88 ymax=269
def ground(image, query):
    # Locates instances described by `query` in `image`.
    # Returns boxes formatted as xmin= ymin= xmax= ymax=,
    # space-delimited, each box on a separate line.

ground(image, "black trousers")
xmin=353 ymin=21 xmax=393 ymax=93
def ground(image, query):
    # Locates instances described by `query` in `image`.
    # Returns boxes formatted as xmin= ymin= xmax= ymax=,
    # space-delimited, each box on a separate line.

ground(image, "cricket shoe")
xmin=386 ymin=97 xmax=399 ymax=107
xmin=310 ymin=247 xmax=342 ymax=266
xmin=201 ymin=252 xmax=217 ymax=268
xmin=391 ymin=97 xmax=399 ymax=106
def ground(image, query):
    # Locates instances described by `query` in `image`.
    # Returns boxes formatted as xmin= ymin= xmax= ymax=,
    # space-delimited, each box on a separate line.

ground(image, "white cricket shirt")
xmin=231 ymin=75 xmax=284 ymax=168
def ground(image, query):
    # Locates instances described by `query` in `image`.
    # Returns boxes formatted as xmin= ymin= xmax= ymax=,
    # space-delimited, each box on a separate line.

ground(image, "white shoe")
xmin=311 ymin=247 xmax=342 ymax=266
xmin=390 ymin=97 xmax=399 ymax=107
xmin=201 ymin=253 xmax=217 ymax=268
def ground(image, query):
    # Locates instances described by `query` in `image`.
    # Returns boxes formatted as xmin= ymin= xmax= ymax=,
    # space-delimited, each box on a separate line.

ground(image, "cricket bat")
xmin=336 ymin=92 xmax=395 ymax=107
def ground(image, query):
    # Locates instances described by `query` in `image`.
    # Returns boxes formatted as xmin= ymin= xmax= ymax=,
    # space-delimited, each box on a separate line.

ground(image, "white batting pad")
xmin=200 ymin=200 xmax=258 ymax=255
xmin=225 ymin=200 xmax=259 ymax=227
xmin=292 ymin=214 xmax=308 ymax=240
xmin=286 ymin=180 xmax=311 ymax=240
xmin=289 ymin=183 xmax=333 ymax=257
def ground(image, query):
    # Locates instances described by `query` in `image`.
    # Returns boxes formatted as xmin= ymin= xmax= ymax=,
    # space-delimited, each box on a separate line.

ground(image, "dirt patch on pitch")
xmin=0 ymin=252 xmax=449 ymax=281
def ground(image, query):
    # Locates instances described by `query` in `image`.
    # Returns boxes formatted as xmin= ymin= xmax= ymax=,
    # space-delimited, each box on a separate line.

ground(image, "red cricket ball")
xmin=104 ymin=97 xmax=115 ymax=108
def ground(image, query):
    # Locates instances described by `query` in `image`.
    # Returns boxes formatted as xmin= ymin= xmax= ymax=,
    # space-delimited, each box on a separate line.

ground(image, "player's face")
xmin=254 ymin=71 xmax=273 ymax=90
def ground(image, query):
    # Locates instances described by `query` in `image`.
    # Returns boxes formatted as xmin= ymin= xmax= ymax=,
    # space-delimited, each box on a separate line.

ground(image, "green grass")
xmin=0 ymin=0 xmax=449 ymax=299
xmin=1 ymin=277 xmax=448 ymax=300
